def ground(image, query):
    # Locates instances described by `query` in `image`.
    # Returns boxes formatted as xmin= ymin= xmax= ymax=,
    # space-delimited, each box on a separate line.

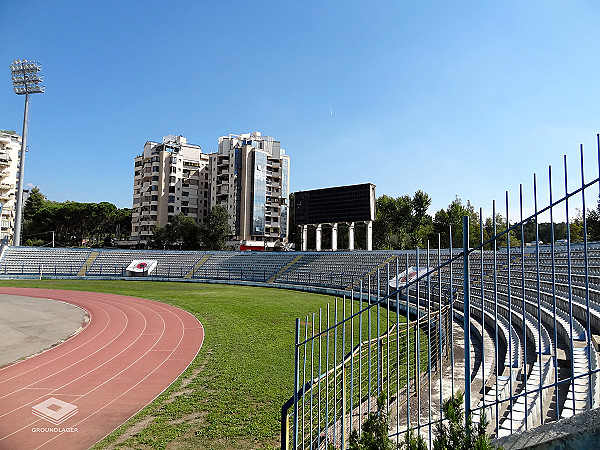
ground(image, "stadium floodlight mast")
xmin=10 ymin=59 xmax=44 ymax=246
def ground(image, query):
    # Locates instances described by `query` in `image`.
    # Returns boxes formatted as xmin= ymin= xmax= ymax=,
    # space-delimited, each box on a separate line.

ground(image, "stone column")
xmin=366 ymin=220 xmax=373 ymax=251
xmin=316 ymin=224 xmax=322 ymax=251
xmin=349 ymin=222 xmax=355 ymax=250
xmin=301 ymin=225 xmax=308 ymax=252
xmin=331 ymin=223 xmax=338 ymax=251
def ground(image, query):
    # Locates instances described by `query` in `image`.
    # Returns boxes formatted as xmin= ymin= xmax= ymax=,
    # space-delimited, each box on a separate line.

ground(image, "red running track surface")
xmin=0 ymin=287 xmax=204 ymax=450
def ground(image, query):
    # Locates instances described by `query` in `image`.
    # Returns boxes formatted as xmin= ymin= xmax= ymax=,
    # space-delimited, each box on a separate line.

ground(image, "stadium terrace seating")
xmin=2 ymin=243 xmax=600 ymax=438
xmin=0 ymin=247 xmax=92 ymax=275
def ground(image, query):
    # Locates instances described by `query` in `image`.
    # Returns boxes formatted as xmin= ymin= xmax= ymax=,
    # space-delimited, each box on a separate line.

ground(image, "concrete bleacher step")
xmin=184 ymin=254 xmax=211 ymax=279
xmin=347 ymin=254 xmax=398 ymax=290
xmin=77 ymin=250 xmax=100 ymax=276
xmin=268 ymin=254 xmax=303 ymax=283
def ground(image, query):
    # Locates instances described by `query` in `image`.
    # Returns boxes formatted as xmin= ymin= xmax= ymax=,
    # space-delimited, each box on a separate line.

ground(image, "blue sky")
xmin=2 ymin=1 xmax=600 ymax=220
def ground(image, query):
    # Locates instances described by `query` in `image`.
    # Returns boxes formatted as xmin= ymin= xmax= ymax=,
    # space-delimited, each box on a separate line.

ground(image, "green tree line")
xmin=374 ymin=192 xmax=600 ymax=251
xmin=147 ymin=205 xmax=231 ymax=251
xmin=22 ymin=187 xmax=132 ymax=247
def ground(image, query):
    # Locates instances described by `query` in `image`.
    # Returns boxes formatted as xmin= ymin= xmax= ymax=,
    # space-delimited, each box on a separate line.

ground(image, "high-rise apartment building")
xmin=0 ymin=131 xmax=21 ymax=242
xmin=211 ymin=132 xmax=290 ymax=249
xmin=131 ymin=132 xmax=290 ymax=249
xmin=131 ymin=135 xmax=210 ymax=246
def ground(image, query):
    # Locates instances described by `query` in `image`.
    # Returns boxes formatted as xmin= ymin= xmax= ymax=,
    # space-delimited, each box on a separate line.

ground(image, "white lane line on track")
xmin=0 ymin=297 xmax=153 ymax=442
xmin=0 ymin=299 xmax=101 ymax=382
xmin=0 ymin=292 xmax=203 ymax=450
xmin=0 ymin=298 xmax=131 ymax=403
xmin=39 ymin=307 xmax=203 ymax=450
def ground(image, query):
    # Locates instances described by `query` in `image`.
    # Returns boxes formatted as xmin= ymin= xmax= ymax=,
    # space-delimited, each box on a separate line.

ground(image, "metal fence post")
xmin=293 ymin=318 xmax=300 ymax=449
xmin=463 ymin=215 xmax=471 ymax=417
xmin=342 ymin=364 xmax=347 ymax=450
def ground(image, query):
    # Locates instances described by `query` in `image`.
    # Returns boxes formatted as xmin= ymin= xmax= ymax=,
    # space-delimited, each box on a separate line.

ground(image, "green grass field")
xmin=0 ymin=279 xmax=353 ymax=449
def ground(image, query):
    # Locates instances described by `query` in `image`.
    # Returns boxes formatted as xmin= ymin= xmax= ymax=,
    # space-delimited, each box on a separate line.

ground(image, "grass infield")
xmin=0 ymin=279 xmax=358 ymax=449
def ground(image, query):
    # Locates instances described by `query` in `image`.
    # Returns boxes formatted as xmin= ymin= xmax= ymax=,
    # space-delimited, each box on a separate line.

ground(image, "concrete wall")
xmin=495 ymin=406 xmax=600 ymax=449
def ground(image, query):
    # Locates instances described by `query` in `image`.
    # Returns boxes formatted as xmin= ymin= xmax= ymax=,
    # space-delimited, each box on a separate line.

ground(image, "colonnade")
xmin=300 ymin=221 xmax=373 ymax=251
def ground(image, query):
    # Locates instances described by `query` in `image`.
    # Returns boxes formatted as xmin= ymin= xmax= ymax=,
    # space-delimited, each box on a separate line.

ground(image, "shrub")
xmin=346 ymin=392 xmax=500 ymax=450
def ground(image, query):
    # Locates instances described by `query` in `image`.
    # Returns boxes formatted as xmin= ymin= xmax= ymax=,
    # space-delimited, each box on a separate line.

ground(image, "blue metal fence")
xmin=282 ymin=136 xmax=600 ymax=448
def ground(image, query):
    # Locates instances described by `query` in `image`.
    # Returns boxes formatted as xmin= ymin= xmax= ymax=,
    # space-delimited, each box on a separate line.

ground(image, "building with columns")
xmin=295 ymin=183 xmax=376 ymax=251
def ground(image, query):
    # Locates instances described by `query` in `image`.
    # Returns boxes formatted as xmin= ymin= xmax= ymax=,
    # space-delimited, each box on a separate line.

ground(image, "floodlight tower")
xmin=10 ymin=59 xmax=44 ymax=246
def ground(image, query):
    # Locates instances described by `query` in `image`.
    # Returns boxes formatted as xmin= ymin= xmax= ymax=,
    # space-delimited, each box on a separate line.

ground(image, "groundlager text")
xmin=32 ymin=427 xmax=78 ymax=433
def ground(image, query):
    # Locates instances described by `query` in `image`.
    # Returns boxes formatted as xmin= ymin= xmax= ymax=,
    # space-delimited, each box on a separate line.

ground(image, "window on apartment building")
xmin=182 ymin=201 xmax=188 ymax=207
xmin=152 ymin=176 xmax=159 ymax=182
xmin=170 ymin=166 xmax=176 ymax=173
xmin=169 ymin=186 xmax=175 ymax=193
xmin=168 ymin=196 xmax=175 ymax=203
xmin=152 ymin=166 xmax=159 ymax=172
xmin=182 ymin=191 xmax=189 ymax=196
xmin=169 ymin=176 xmax=176 ymax=183
xmin=168 ymin=206 xmax=174 ymax=213
xmin=151 ymin=205 xmax=157 ymax=211
xmin=150 ymin=186 xmax=158 ymax=191
xmin=151 ymin=195 xmax=158 ymax=201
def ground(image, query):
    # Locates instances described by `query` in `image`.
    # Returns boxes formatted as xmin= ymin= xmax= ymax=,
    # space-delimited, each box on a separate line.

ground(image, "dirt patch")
xmin=169 ymin=410 xmax=208 ymax=425
xmin=104 ymin=416 xmax=155 ymax=450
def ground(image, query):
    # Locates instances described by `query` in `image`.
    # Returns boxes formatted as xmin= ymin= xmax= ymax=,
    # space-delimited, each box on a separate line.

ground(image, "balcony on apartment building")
xmin=266 ymin=179 xmax=280 ymax=189
xmin=216 ymin=176 xmax=229 ymax=186
xmin=216 ymin=185 xmax=229 ymax=195
xmin=265 ymin=208 xmax=280 ymax=218
xmin=267 ymin=159 xmax=280 ymax=169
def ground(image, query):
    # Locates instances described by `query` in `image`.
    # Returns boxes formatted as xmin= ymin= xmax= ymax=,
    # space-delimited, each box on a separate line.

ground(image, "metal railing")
xmin=283 ymin=136 xmax=600 ymax=448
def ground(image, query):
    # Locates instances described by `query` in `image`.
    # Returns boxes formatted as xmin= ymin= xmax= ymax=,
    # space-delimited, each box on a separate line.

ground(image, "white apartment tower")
xmin=0 ymin=131 xmax=21 ymax=242
xmin=131 ymin=135 xmax=210 ymax=246
xmin=211 ymin=132 xmax=290 ymax=249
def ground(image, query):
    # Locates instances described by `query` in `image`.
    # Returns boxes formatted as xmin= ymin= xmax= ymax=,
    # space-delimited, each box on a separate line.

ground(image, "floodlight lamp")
xmin=10 ymin=59 xmax=44 ymax=96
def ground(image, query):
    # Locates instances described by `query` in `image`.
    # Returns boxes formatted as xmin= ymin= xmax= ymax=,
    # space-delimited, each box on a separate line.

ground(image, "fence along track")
xmin=283 ymin=135 xmax=600 ymax=449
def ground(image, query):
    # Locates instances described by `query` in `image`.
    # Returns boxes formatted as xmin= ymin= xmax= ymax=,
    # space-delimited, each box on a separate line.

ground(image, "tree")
xmin=23 ymin=187 xmax=45 ymax=221
xmin=22 ymin=188 xmax=133 ymax=247
xmin=149 ymin=214 xmax=200 ymax=250
xmin=349 ymin=394 xmax=399 ymax=450
xmin=481 ymin=214 xmax=521 ymax=249
xmin=373 ymin=191 xmax=433 ymax=250
xmin=347 ymin=392 xmax=499 ymax=450
xmin=374 ymin=195 xmax=402 ymax=250
xmin=432 ymin=392 xmax=498 ymax=450
xmin=587 ymin=198 xmax=600 ymax=242
xmin=200 ymin=205 xmax=231 ymax=250
xmin=410 ymin=190 xmax=433 ymax=248
xmin=432 ymin=196 xmax=480 ymax=249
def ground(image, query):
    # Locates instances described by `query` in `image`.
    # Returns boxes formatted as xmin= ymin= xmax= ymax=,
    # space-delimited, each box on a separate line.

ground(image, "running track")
xmin=0 ymin=287 xmax=204 ymax=450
